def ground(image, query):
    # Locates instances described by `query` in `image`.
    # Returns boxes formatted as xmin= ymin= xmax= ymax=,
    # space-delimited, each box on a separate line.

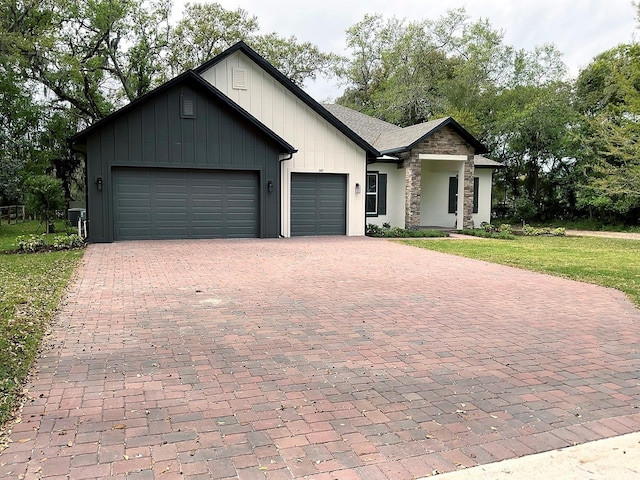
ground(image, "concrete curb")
xmin=428 ymin=432 xmax=640 ymax=479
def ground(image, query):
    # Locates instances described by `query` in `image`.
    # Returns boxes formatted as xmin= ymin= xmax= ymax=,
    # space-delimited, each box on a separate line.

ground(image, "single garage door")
xmin=113 ymin=168 xmax=259 ymax=240
xmin=290 ymin=173 xmax=347 ymax=236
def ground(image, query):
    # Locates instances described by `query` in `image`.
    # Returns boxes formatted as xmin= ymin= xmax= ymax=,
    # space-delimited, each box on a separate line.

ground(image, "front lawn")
xmin=401 ymin=236 xmax=640 ymax=307
xmin=0 ymin=221 xmax=82 ymax=431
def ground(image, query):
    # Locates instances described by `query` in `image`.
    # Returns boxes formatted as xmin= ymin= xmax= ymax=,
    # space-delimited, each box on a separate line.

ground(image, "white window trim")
xmin=366 ymin=172 xmax=378 ymax=216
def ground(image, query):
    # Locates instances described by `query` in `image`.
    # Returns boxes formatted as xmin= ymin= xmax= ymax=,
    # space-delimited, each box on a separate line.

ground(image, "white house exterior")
xmin=196 ymin=45 xmax=378 ymax=237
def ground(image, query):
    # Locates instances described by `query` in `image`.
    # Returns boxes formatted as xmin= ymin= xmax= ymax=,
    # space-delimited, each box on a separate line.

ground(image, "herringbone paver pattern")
xmin=1 ymin=237 xmax=639 ymax=479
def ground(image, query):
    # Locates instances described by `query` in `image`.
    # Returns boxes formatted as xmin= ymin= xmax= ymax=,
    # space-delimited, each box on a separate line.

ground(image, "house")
xmin=71 ymin=41 xmax=499 ymax=242
xmin=323 ymin=104 xmax=501 ymax=230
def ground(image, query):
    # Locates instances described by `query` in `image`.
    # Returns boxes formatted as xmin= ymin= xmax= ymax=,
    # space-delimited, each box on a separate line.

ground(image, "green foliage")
xmin=15 ymin=234 xmax=46 ymax=252
xmin=366 ymin=223 xmax=449 ymax=238
xmin=461 ymin=222 xmax=515 ymax=239
xmin=0 ymin=249 xmax=82 ymax=427
xmin=52 ymin=234 xmax=84 ymax=249
xmin=402 ymin=236 xmax=640 ymax=307
xmin=574 ymin=44 xmax=640 ymax=223
xmin=24 ymin=175 xmax=65 ymax=233
xmin=15 ymin=233 xmax=84 ymax=252
xmin=168 ymin=2 xmax=258 ymax=75
xmin=521 ymin=224 xmax=566 ymax=236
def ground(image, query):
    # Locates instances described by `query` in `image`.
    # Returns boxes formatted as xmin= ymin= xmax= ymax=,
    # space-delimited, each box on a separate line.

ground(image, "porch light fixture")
xmin=355 ymin=183 xmax=361 ymax=194
xmin=95 ymin=177 xmax=103 ymax=191
xmin=267 ymin=180 xmax=274 ymax=193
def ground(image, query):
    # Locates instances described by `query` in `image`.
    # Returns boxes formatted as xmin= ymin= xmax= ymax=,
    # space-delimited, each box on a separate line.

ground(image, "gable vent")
xmin=232 ymin=68 xmax=248 ymax=90
xmin=181 ymin=95 xmax=195 ymax=118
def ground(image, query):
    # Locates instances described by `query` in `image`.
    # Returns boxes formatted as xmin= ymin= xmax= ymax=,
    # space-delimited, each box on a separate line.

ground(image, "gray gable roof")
xmin=324 ymin=103 xmax=488 ymax=155
xmin=474 ymin=156 xmax=504 ymax=168
xmin=322 ymin=104 xmax=400 ymax=144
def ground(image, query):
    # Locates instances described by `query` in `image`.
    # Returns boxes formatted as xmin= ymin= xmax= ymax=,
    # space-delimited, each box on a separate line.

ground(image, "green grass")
xmin=0 ymin=221 xmax=82 ymax=427
xmin=401 ymin=236 xmax=640 ymax=307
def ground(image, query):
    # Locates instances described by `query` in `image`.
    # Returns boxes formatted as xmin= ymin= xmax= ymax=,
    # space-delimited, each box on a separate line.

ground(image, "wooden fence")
xmin=0 ymin=205 xmax=26 ymax=225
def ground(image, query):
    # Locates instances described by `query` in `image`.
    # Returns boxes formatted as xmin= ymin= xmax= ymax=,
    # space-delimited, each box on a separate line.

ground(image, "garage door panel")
xmin=291 ymin=173 xmax=346 ymax=236
xmin=113 ymin=168 xmax=259 ymax=240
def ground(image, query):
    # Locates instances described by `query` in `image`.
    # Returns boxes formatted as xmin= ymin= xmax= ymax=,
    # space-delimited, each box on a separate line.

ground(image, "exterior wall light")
xmin=267 ymin=180 xmax=274 ymax=193
xmin=96 ymin=177 xmax=103 ymax=191
xmin=355 ymin=183 xmax=361 ymax=194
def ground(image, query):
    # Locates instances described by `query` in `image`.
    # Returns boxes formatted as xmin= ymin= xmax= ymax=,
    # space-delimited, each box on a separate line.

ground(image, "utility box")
xmin=68 ymin=208 xmax=86 ymax=225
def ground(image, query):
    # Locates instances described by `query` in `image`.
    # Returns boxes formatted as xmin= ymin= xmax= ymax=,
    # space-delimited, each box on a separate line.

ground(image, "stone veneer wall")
xmin=404 ymin=125 xmax=476 ymax=229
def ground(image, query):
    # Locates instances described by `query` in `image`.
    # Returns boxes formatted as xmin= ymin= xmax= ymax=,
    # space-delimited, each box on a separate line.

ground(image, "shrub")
xmin=474 ymin=223 xmax=515 ymax=238
xmin=521 ymin=224 xmax=566 ymax=236
xmin=15 ymin=233 xmax=85 ymax=253
xmin=460 ymin=229 xmax=515 ymax=240
xmin=366 ymin=224 xmax=448 ymax=238
xmin=15 ymin=234 xmax=46 ymax=252
xmin=52 ymin=234 xmax=85 ymax=249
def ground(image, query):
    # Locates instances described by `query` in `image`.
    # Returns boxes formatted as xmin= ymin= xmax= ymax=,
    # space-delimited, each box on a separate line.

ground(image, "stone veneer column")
xmin=404 ymin=154 xmax=421 ymax=229
xmin=462 ymin=154 xmax=475 ymax=229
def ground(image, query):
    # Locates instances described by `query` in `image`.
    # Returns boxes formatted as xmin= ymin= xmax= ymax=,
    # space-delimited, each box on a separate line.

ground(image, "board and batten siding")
xmin=199 ymin=51 xmax=367 ymax=237
xmin=85 ymin=79 xmax=282 ymax=242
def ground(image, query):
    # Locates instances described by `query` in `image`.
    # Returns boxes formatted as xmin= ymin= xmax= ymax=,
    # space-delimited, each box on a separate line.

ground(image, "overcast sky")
xmin=178 ymin=0 xmax=638 ymax=101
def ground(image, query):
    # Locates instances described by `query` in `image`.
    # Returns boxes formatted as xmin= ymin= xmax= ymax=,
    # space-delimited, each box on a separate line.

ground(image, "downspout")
xmin=279 ymin=152 xmax=295 ymax=238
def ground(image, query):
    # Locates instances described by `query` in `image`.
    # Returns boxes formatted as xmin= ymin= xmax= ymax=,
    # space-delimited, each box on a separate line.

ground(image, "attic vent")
xmin=181 ymin=95 xmax=195 ymax=118
xmin=232 ymin=68 xmax=248 ymax=90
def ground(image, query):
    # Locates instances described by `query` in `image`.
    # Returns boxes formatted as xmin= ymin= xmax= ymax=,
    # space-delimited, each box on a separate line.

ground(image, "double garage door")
xmin=113 ymin=168 xmax=259 ymax=241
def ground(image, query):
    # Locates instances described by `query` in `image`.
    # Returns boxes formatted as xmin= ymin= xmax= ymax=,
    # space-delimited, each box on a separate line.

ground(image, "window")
xmin=366 ymin=172 xmax=387 ymax=216
xmin=473 ymin=177 xmax=479 ymax=214
xmin=449 ymin=176 xmax=480 ymax=214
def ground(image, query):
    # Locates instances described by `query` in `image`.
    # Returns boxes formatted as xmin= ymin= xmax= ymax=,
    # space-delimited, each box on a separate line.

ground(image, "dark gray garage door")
xmin=290 ymin=173 xmax=347 ymax=236
xmin=113 ymin=168 xmax=259 ymax=240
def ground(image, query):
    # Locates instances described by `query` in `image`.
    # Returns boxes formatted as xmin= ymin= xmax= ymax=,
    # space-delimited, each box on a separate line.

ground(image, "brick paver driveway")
xmin=2 ymin=237 xmax=639 ymax=479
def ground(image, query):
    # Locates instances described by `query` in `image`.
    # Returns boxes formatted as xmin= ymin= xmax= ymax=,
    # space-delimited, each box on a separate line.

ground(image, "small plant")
xmin=15 ymin=234 xmax=46 ymax=252
xmin=15 ymin=233 xmax=85 ymax=253
xmin=499 ymin=224 xmax=513 ymax=235
xmin=466 ymin=223 xmax=515 ymax=239
xmin=52 ymin=234 xmax=85 ymax=249
xmin=366 ymin=223 xmax=448 ymax=238
xmin=522 ymin=224 xmax=566 ymax=236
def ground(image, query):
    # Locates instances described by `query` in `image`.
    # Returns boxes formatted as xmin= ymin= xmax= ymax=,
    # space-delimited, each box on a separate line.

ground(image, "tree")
xmin=25 ymin=175 xmax=65 ymax=233
xmin=8 ymin=0 xmax=172 ymax=123
xmin=168 ymin=3 xmax=339 ymax=87
xmin=251 ymin=33 xmax=339 ymax=87
xmin=575 ymin=43 xmax=640 ymax=223
xmin=167 ymin=2 xmax=258 ymax=75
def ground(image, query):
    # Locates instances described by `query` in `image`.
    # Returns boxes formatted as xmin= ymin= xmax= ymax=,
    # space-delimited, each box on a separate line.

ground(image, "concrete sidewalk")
xmin=432 ymin=431 xmax=640 ymax=479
